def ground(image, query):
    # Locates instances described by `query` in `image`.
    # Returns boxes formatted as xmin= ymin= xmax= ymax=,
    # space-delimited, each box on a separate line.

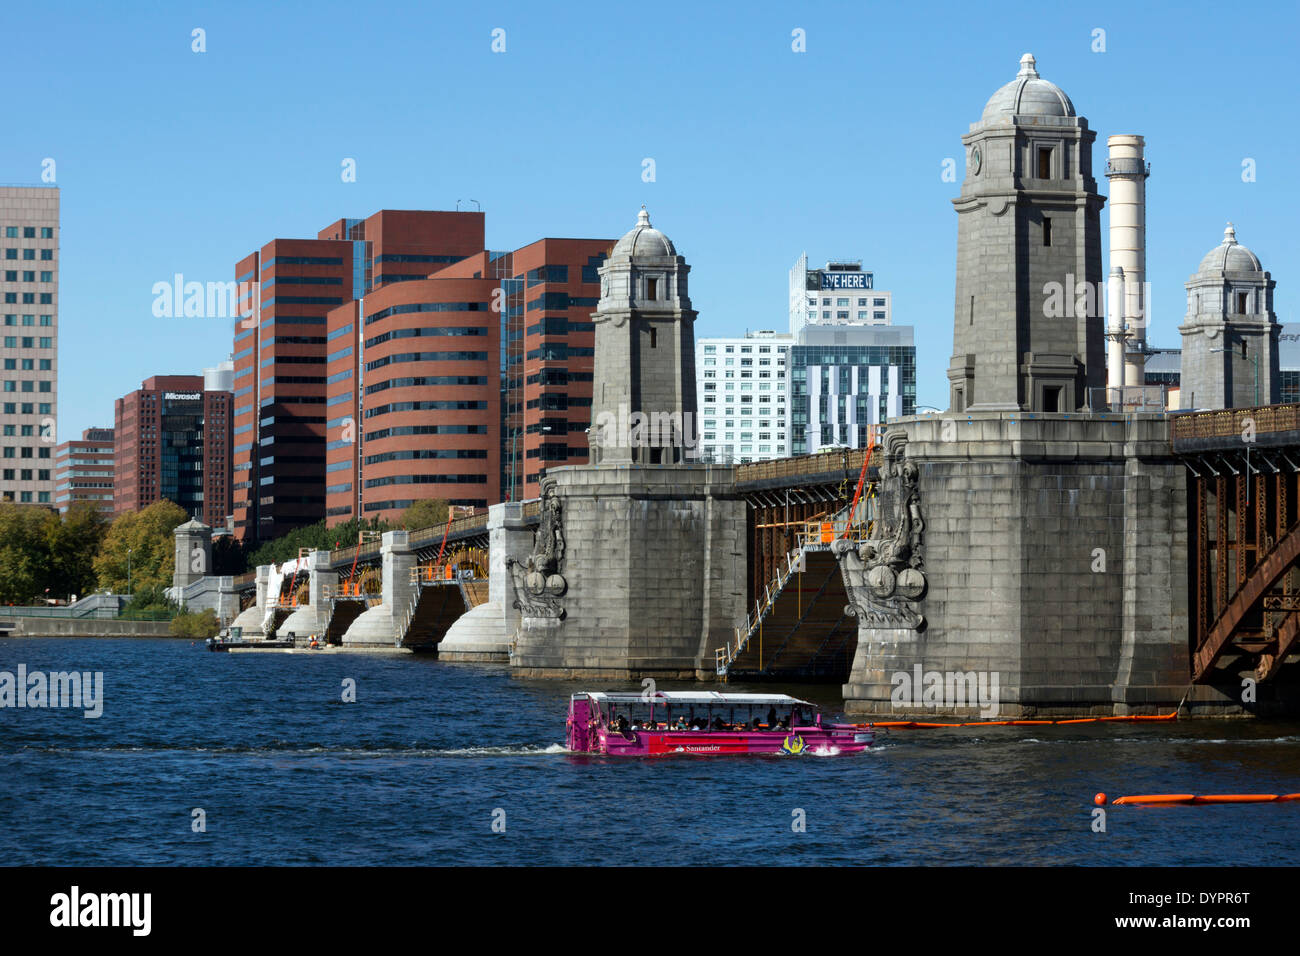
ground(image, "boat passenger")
xmin=673 ymin=716 xmax=689 ymax=730
xmin=711 ymin=715 xmax=726 ymax=731
xmin=767 ymin=706 xmax=778 ymax=728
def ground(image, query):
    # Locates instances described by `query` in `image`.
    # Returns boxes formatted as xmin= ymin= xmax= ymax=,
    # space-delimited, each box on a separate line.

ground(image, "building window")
xmin=1237 ymin=292 xmax=1248 ymax=314
xmin=646 ymin=278 xmax=659 ymax=299
xmin=1043 ymin=218 xmax=1052 ymax=247
xmin=1038 ymin=147 xmax=1052 ymax=179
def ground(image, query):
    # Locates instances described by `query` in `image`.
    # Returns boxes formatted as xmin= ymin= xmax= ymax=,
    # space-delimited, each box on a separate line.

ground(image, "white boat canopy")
xmin=576 ymin=692 xmax=814 ymax=707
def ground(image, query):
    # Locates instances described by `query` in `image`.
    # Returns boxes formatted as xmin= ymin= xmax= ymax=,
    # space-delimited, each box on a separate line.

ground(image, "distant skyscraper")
xmin=789 ymin=324 xmax=915 ymax=455
xmin=233 ymin=210 xmax=485 ymax=540
xmin=0 ymin=185 xmax=59 ymax=506
xmin=113 ymin=375 xmax=232 ymax=527
xmin=789 ymin=254 xmax=891 ymax=336
xmin=695 ymin=330 xmax=792 ymax=462
xmin=54 ymin=427 xmax=115 ymax=515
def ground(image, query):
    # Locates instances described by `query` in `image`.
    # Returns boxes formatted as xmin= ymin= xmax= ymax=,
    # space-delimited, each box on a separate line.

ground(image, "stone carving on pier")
xmin=833 ymin=432 xmax=927 ymax=629
xmin=506 ymin=478 xmax=568 ymax=619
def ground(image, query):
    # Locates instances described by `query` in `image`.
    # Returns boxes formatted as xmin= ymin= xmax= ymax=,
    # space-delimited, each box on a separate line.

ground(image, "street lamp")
xmin=127 ymin=547 xmax=132 ymax=597
xmin=1210 ymin=346 xmax=1260 ymax=407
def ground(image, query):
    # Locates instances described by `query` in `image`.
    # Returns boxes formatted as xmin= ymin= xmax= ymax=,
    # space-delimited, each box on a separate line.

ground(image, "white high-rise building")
xmin=0 ymin=185 xmax=59 ymax=507
xmin=695 ymin=330 xmax=792 ymax=463
xmin=789 ymin=253 xmax=892 ymax=336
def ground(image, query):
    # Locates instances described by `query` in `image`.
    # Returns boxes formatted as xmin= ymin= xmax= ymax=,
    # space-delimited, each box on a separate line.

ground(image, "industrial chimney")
xmin=1104 ymin=135 xmax=1150 ymax=401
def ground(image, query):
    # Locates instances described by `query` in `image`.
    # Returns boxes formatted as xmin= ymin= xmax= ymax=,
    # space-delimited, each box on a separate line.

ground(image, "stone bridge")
xmin=173 ymin=405 xmax=1300 ymax=716
xmin=174 ymin=448 xmax=877 ymax=665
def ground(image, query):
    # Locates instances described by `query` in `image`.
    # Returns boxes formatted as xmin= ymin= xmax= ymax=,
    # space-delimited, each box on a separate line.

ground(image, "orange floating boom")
xmin=1113 ymin=793 xmax=1297 ymax=806
xmin=852 ymin=711 xmax=1178 ymax=729
xmin=1112 ymin=794 xmax=1196 ymax=805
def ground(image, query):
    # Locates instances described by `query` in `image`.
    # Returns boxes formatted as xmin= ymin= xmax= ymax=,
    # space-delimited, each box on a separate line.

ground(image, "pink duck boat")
xmin=566 ymin=691 xmax=874 ymax=757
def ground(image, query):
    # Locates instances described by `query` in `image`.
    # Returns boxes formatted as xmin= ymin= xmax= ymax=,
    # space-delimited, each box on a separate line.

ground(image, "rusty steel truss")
xmin=1185 ymin=446 xmax=1300 ymax=682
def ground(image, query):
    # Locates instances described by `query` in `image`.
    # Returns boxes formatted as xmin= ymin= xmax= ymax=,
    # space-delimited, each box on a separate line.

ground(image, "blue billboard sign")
xmin=819 ymin=271 xmax=873 ymax=291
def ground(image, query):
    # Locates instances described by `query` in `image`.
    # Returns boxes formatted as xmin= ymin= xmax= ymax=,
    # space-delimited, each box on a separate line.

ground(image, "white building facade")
xmin=789 ymin=253 xmax=892 ymax=336
xmin=695 ymin=330 xmax=792 ymax=462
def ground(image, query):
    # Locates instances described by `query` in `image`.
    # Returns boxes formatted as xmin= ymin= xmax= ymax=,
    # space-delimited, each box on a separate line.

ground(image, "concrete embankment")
xmin=7 ymin=618 xmax=177 ymax=638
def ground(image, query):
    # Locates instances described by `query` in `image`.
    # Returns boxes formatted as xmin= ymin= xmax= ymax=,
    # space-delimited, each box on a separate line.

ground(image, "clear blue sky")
xmin=6 ymin=0 xmax=1297 ymax=439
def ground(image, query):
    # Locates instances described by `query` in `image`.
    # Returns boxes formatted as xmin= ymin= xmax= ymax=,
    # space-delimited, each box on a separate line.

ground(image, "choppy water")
xmin=2 ymin=637 xmax=1298 ymax=865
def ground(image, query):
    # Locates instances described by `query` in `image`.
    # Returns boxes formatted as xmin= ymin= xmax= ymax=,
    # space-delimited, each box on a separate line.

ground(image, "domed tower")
xmin=589 ymin=206 xmax=698 ymax=464
xmin=1178 ymin=223 xmax=1280 ymax=408
xmin=947 ymin=53 xmax=1106 ymax=412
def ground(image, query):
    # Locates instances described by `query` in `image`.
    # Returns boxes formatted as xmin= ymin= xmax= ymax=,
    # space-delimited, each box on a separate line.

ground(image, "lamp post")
xmin=127 ymin=547 xmax=132 ymax=597
xmin=1210 ymin=346 xmax=1260 ymax=407
xmin=507 ymin=429 xmax=518 ymax=501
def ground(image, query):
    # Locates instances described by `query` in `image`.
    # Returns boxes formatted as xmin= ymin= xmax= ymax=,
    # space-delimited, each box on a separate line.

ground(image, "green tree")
xmin=246 ymin=516 xmax=391 ymax=569
xmin=93 ymin=499 xmax=188 ymax=594
xmin=47 ymin=501 xmax=107 ymax=599
xmin=0 ymin=504 xmax=59 ymax=604
xmin=121 ymin=583 xmax=178 ymax=617
xmin=401 ymin=498 xmax=448 ymax=531
xmin=211 ymin=534 xmax=247 ymax=576
xmin=170 ymin=608 xmax=219 ymax=638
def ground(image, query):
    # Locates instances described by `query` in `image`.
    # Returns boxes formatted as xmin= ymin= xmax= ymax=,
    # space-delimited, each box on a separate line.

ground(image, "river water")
xmin=2 ymin=637 xmax=1298 ymax=866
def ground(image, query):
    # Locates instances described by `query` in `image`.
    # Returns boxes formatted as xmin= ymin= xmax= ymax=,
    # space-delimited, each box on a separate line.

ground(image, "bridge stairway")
xmin=722 ymin=550 xmax=858 ymax=681
xmin=399 ymin=583 xmax=472 ymax=650
xmin=264 ymin=607 xmax=291 ymax=640
xmin=325 ymin=600 xmax=367 ymax=646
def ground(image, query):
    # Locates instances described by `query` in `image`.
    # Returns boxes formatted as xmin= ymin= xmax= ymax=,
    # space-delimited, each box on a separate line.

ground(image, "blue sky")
xmin=6 ymin=0 xmax=1298 ymax=438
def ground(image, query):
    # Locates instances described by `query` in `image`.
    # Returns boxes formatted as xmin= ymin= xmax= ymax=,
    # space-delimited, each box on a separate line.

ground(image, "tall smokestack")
xmin=1105 ymin=135 xmax=1150 ymax=395
xmin=1106 ymin=265 xmax=1125 ymax=393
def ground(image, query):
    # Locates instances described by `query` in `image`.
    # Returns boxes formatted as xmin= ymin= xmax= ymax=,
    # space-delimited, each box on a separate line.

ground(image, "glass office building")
xmin=788 ymin=324 xmax=915 ymax=455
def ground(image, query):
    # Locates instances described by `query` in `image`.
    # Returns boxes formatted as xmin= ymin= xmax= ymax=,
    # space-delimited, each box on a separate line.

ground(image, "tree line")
xmin=0 ymin=496 xmax=452 ymax=607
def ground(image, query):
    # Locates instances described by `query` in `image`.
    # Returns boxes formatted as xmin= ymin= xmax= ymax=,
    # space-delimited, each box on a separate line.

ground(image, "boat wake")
xmin=7 ymin=742 xmax=573 ymax=758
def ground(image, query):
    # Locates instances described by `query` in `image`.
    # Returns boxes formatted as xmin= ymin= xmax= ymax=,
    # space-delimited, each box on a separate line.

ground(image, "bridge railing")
xmin=1172 ymin=403 xmax=1300 ymax=442
xmin=735 ymin=447 xmax=871 ymax=486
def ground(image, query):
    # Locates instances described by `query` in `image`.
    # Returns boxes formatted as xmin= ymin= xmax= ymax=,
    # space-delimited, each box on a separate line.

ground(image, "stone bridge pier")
xmin=278 ymin=551 xmax=337 ymax=643
xmin=341 ymin=531 xmax=417 ymax=646
xmin=838 ymin=414 xmax=1189 ymax=719
xmin=439 ymin=502 xmax=534 ymax=662
xmin=227 ymin=564 xmax=271 ymax=637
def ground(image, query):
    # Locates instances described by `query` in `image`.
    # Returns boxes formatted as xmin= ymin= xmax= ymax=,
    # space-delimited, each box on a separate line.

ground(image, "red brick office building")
xmin=113 ymin=375 xmax=232 ymax=527
xmin=234 ymin=209 xmax=612 ymax=539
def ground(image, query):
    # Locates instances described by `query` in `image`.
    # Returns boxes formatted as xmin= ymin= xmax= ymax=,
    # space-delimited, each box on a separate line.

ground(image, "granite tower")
xmin=948 ymin=53 xmax=1106 ymax=412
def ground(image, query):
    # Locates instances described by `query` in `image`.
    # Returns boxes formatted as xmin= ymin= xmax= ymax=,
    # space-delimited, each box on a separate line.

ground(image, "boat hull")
xmin=593 ymin=727 xmax=873 ymax=757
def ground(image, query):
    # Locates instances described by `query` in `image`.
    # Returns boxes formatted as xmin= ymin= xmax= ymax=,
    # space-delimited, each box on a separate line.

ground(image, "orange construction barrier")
xmin=1193 ymin=794 xmax=1278 ymax=804
xmin=853 ymin=710 xmax=1179 ymax=729
xmin=1112 ymin=793 xmax=1299 ymax=806
xmin=1112 ymin=794 xmax=1195 ymax=805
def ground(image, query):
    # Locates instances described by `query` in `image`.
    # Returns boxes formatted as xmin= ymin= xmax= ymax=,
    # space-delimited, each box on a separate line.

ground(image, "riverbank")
xmin=6 ymin=618 xmax=176 ymax=639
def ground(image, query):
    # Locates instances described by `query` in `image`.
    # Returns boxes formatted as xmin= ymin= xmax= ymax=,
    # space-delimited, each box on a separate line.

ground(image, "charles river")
xmin=2 ymin=637 xmax=1299 ymax=866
